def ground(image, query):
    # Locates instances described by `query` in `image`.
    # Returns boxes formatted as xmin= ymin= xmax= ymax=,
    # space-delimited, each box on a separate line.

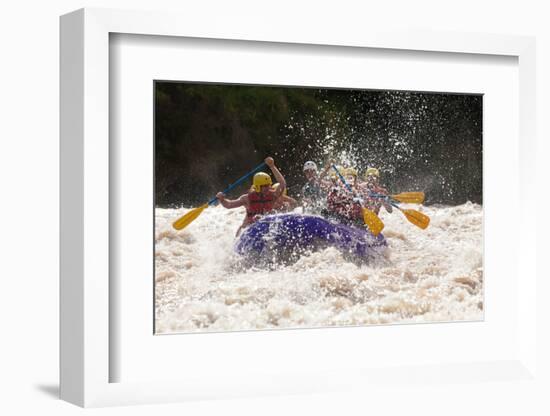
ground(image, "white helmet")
xmin=303 ymin=161 xmax=318 ymax=172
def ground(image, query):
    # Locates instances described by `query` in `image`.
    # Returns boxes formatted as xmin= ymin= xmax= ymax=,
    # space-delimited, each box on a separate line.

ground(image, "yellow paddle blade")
xmin=400 ymin=208 xmax=430 ymax=229
xmin=172 ymin=203 xmax=209 ymax=230
xmin=391 ymin=192 xmax=425 ymax=204
xmin=362 ymin=208 xmax=385 ymax=236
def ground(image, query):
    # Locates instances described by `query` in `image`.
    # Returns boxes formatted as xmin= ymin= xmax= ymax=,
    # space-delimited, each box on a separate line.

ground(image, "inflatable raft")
xmin=234 ymin=213 xmax=387 ymax=264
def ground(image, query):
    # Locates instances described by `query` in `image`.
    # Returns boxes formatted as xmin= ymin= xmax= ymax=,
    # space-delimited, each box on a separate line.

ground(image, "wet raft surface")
xmin=155 ymin=203 xmax=483 ymax=334
xmin=235 ymin=213 xmax=387 ymax=265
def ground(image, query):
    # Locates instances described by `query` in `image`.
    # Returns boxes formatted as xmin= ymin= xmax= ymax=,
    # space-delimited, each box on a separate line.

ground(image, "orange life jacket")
xmin=247 ymin=190 xmax=276 ymax=218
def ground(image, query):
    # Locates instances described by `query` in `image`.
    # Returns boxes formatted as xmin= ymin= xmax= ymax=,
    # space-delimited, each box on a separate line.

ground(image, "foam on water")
xmin=155 ymin=202 xmax=483 ymax=333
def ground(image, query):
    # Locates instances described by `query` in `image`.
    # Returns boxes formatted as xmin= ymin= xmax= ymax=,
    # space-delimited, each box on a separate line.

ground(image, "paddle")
xmin=369 ymin=191 xmax=425 ymax=204
xmin=391 ymin=191 xmax=425 ymax=204
xmin=389 ymin=200 xmax=430 ymax=229
xmin=172 ymin=161 xmax=267 ymax=231
xmin=369 ymin=192 xmax=430 ymax=230
xmin=331 ymin=165 xmax=384 ymax=236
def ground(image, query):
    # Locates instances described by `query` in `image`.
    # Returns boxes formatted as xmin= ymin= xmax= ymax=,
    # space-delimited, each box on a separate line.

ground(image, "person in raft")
xmin=216 ymin=157 xmax=286 ymax=236
xmin=301 ymin=160 xmax=332 ymax=214
xmin=272 ymin=183 xmax=298 ymax=212
xmin=325 ymin=167 xmax=365 ymax=227
xmin=359 ymin=167 xmax=393 ymax=215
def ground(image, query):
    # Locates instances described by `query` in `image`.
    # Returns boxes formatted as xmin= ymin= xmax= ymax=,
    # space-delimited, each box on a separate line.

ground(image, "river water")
xmin=155 ymin=202 xmax=483 ymax=334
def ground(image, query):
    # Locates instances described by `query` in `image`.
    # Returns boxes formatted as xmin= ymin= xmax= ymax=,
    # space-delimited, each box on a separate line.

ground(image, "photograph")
xmin=154 ymin=82 xmax=483 ymax=334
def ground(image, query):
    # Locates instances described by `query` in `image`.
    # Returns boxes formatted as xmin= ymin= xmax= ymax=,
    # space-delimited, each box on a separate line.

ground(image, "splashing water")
xmin=155 ymin=202 xmax=483 ymax=334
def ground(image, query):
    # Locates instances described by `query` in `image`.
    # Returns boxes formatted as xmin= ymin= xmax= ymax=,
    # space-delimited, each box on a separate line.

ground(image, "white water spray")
xmin=155 ymin=203 xmax=483 ymax=334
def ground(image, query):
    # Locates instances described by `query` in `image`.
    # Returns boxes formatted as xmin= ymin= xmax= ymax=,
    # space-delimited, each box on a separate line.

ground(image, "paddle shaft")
xmin=369 ymin=191 xmax=387 ymax=198
xmin=368 ymin=192 xmax=409 ymax=213
xmin=389 ymin=200 xmax=401 ymax=209
xmin=368 ymin=192 xmax=397 ymax=204
xmin=369 ymin=192 xmax=412 ymax=208
xmin=331 ymin=164 xmax=354 ymax=194
xmin=207 ymin=162 xmax=267 ymax=205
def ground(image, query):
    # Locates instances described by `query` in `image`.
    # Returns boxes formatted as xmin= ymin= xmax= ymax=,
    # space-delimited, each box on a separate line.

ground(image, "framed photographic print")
xmin=60 ymin=7 xmax=539 ymax=408
xmin=153 ymin=81 xmax=483 ymax=335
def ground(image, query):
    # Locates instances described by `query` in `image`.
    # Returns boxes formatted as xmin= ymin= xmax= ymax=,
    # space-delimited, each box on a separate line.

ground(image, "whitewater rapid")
xmin=155 ymin=203 xmax=483 ymax=334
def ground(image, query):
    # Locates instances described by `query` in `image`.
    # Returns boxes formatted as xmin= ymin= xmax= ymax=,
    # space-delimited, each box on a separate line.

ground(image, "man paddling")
xmin=301 ymin=160 xmax=332 ymax=214
xmin=325 ymin=167 xmax=365 ymax=227
xmin=359 ymin=167 xmax=393 ymax=215
xmin=216 ymin=157 xmax=286 ymax=236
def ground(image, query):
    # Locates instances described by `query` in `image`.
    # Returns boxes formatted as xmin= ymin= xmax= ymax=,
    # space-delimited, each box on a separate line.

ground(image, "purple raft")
xmin=234 ymin=213 xmax=387 ymax=264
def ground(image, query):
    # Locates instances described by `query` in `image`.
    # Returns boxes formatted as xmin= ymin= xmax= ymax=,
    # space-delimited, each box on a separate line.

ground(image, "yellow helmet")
xmin=364 ymin=167 xmax=380 ymax=179
xmin=252 ymin=172 xmax=272 ymax=192
xmin=345 ymin=167 xmax=358 ymax=178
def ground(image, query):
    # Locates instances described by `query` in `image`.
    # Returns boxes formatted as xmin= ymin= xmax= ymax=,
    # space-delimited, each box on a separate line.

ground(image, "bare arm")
xmin=265 ymin=157 xmax=286 ymax=199
xmin=282 ymin=194 xmax=298 ymax=208
xmin=319 ymin=178 xmax=333 ymax=192
xmin=216 ymin=193 xmax=248 ymax=209
xmin=319 ymin=159 xmax=335 ymax=179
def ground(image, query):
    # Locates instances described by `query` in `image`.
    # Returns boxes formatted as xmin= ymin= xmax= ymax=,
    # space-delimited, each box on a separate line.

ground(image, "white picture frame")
xmin=60 ymin=7 xmax=539 ymax=408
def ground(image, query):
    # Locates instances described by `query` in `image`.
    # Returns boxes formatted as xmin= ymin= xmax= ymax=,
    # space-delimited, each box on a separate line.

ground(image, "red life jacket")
xmin=327 ymin=188 xmax=363 ymax=220
xmin=247 ymin=190 xmax=276 ymax=218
